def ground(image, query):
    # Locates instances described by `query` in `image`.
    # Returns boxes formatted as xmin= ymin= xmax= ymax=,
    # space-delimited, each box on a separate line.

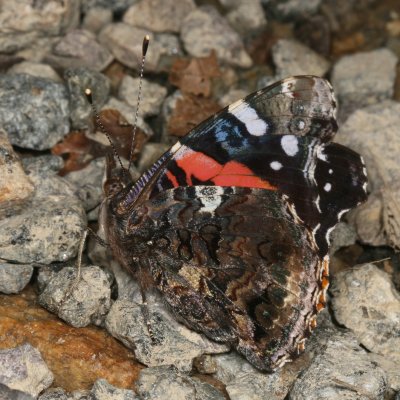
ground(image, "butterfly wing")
xmin=129 ymin=186 xmax=325 ymax=371
xmin=103 ymin=75 xmax=367 ymax=370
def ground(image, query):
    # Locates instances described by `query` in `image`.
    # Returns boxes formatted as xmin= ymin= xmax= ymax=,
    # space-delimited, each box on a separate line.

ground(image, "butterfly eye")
xmin=104 ymin=178 xmax=123 ymax=197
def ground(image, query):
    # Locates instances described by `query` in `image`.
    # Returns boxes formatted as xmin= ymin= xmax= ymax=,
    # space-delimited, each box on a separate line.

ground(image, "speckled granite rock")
xmin=0 ymin=343 xmax=54 ymax=398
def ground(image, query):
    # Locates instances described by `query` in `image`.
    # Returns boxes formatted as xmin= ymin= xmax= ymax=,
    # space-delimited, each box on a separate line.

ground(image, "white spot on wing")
xmin=270 ymin=161 xmax=282 ymax=170
xmin=228 ymin=101 xmax=268 ymax=136
xmin=281 ymin=135 xmax=299 ymax=156
xmin=196 ymin=187 xmax=222 ymax=214
xmin=170 ymin=140 xmax=182 ymax=153
xmin=329 ymin=169 xmax=333 ymax=174
xmin=324 ymin=183 xmax=332 ymax=192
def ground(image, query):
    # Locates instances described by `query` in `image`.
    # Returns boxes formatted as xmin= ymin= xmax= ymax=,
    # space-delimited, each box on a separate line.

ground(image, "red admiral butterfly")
xmin=97 ymin=75 xmax=368 ymax=371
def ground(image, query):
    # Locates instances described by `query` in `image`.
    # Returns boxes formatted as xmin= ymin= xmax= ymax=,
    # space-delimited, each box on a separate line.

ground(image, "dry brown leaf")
xmin=168 ymin=94 xmax=221 ymax=137
xmin=52 ymin=109 xmax=147 ymax=175
xmin=169 ymin=51 xmax=220 ymax=97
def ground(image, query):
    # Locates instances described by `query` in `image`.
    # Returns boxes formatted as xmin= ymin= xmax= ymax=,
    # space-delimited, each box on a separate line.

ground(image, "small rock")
xmin=0 ymin=159 xmax=86 ymax=264
xmin=0 ymin=129 xmax=34 ymax=213
xmin=136 ymin=366 xmax=225 ymax=400
xmin=0 ymin=0 xmax=80 ymax=53
xmin=123 ymin=0 xmax=196 ymax=33
xmin=264 ymin=0 xmax=322 ymax=20
xmin=38 ymin=388 xmax=70 ymax=400
xmin=90 ymin=379 xmax=139 ymax=400
xmin=330 ymin=264 xmax=400 ymax=366
xmin=272 ymin=39 xmax=330 ymax=78
xmin=0 ymin=263 xmax=33 ymax=294
xmin=337 ymin=101 xmax=400 ymax=248
xmin=137 ymin=143 xmax=171 ymax=173
xmin=220 ymin=0 xmax=267 ymax=35
xmin=329 ymin=222 xmax=357 ymax=255
xmin=46 ymin=29 xmax=113 ymax=72
xmin=82 ymin=7 xmax=113 ymax=34
xmin=193 ymin=355 xmax=218 ymax=374
xmin=99 ymin=24 xmax=162 ymax=71
xmin=0 ymin=383 xmax=35 ymax=400
xmin=22 ymin=154 xmax=64 ymax=176
xmin=369 ymin=354 xmax=400 ymax=392
xmin=15 ymin=37 xmax=59 ymax=64
xmin=103 ymin=97 xmax=154 ymax=138
xmin=105 ymin=299 xmax=229 ymax=371
xmin=8 ymin=61 xmax=62 ymax=82
xmin=82 ymin=0 xmax=139 ymax=13
xmin=159 ymin=90 xmax=184 ymax=145
xmin=218 ymin=88 xmax=248 ymax=108
xmin=332 ymin=49 xmax=398 ymax=120
xmin=39 ymin=266 xmax=112 ymax=328
xmin=118 ymin=76 xmax=167 ymax=117
xmin=0 ymin=343 xmax=54 ymax=398
xmin=0 ymin=74 xmax=69 ymax=151
xmin=64 ymin=67 xmax=110 ymax=130
xmin=289 ymin=331 xmax=388 ymax=399
xmin=181 ymin=6 xmax=253 ymax=68
xmin=64 ymin=157 xmax=105 ymax=212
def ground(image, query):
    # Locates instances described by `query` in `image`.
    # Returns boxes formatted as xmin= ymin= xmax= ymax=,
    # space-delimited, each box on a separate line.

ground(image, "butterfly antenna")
xmin=127 ymin=35 xmax=150 ymax=172
xmin=84 ymin=88 xmax=126 ymax=173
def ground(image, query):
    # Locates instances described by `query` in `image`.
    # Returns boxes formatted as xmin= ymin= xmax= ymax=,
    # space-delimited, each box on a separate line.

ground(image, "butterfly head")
xmin=103 ymin=152 xmax=132 ymax=198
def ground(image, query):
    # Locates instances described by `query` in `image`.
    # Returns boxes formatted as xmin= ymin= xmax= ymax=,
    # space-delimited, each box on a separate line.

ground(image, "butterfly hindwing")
xmin=131 ymin=186 xmax=324 ymax=371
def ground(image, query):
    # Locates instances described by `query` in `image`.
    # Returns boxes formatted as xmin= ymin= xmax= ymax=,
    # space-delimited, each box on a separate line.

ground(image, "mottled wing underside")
xmin=103 ymin=76 xmax=368 ymax=371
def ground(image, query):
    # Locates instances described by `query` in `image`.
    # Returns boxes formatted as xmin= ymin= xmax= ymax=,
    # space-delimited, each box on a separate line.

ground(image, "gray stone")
xmin=0 ymin=74 xmax=69 ymax=150
xmin=0 ymin=0 xmax=80 ymax=53
xmin=0 ymin=129 xmax=34 ymax=213
xmin=369 ymin=354 xmax=400 ymax=392
xmin=0 ymin=162 xmax=86 ymax=264
xmin=263 ymin=0 xmax=321 ymax=20
xmin=22 ymin=155 xmax=64 ymax=176
xmin=0 ymin=195 xmax=86 ymax=264
xmin=181 ymin=6 xmax=252 ymax=68
xmin=15 ymin=37 xmax=59 ymax=64
xmin=0 ymin=383 xmax=35 ymax=400
xmin=8 ymin=61 xmax=62 ymax=82
xmin=123 ymin=0 xmax=196 ymax=33
xmin=159 ymin=90 xmax=184 ymax=145
xmin=0 ymin=343 xmax=54 ymax=398
xmin=218 ymin=88 xmax=248 ymax=108
xmin=81 ymin=0 xmax=139 ymax=13
xmin=103 ymin=97 xmax=154 ymax=138
xmin=82 ymin=7 xmax=113 ymax=34
xmin=136 ymin=366 xmax=225 ymax=400
xmin=90 ymin=379 xmax=139 ymax=400
xmin=65 ymin=67 xmax=110 ymax=130
xmin=105 ymin=299 xmax=229 ymax=371
xmin=154 ymin=33 xmax=183 ymax=58
xmin=38 ymin=388 xmax=70 ymax=400
xmin=288 ymin=331 xmax=388 ymax=399
xmin=99 ymin=24 xmax=162 ymax=71
xmin=329 ymin=222 xmax=357 ymax=255
xmin=332 ymin=49 xmax=398 ymax=121
xmin=137 ymin=143 xmax=170 ymax=173
xmin=330 ymin=264 xmax=400 ymax=366
xmin=118 ymin=76 xmax=167 ymax=117
xmin=0 ymin=263 xmax=33 ymax=294
xmin=337 ymin=101 xmax=400 ymax=248
xmin=221 ymin=0 xmax=267 ymax=35
xmin=45 ymin=29 xmax=113 ymax=72
xmin=64 ymin=157 xmax=105 ymax=212
xmin=272 ymin=39 xmax=330 ymax=78
xmin=39 ymin=266 xmax=112 ymax=328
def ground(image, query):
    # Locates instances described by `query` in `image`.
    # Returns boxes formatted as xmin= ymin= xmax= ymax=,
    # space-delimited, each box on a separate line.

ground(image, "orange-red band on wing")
xmin=173 ymin=149 xmax=277 ymax=190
